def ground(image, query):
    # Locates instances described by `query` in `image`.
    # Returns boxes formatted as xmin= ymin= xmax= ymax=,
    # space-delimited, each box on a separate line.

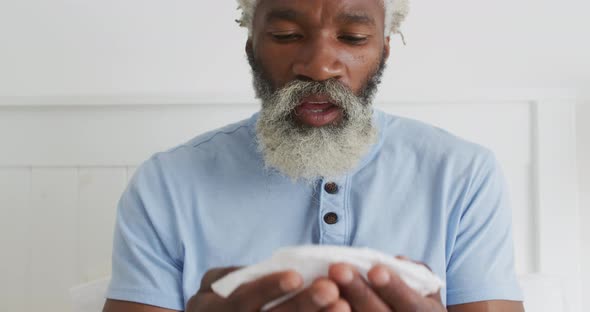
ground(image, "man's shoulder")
xmin=161 ymin=114 xmax=256 ymax=158
xmin=181 ymin=114 xmax=255 ymax=151
xmin=133 ymin=114 xmax=258 ymax=179
xmin=376 ymin=110 xmax=495 ymax=170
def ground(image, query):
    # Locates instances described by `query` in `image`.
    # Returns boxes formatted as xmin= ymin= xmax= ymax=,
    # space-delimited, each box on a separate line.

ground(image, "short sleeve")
xmin=106 ymin=157 xmax=184 ymax=310
xmin=446 ymin=152 xmax=524 ymax=305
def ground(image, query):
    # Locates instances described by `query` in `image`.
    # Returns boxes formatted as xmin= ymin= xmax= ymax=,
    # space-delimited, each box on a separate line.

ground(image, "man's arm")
xmin=448 ymin=300 xmax=524 ymax=312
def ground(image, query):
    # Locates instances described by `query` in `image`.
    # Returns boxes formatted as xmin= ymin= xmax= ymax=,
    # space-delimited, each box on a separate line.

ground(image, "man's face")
xmin=248 ymin=0 xmax=390 ymax=181
xmin=249 ymin=0 xmax=390 ymax=128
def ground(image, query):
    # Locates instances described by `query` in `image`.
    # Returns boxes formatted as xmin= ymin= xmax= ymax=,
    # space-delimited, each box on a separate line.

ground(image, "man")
xmin=104 ymin=0 xmax=525 ymax=311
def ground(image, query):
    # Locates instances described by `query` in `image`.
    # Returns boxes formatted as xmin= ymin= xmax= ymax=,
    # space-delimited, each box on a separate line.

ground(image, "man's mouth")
xmin=293 ymin=95 xmax=342 ymax=127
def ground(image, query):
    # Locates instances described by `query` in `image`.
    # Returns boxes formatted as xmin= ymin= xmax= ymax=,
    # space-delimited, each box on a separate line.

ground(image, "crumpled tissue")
xmin=212 ymin=245 xmax=444 ymax=310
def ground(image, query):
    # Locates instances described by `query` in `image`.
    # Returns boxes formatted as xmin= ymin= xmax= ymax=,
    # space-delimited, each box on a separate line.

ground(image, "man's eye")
xmin=339 ymin=35 xmax=368 ymax=45
xmin=271 ymin=33 xmax=303 ymax=42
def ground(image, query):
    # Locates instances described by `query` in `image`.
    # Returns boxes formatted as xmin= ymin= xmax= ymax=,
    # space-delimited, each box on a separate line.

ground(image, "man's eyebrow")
xmin=265 ymin=9 xmax=298 ymax=23
xmin=336 ymin=12 xmax=376 ymax=26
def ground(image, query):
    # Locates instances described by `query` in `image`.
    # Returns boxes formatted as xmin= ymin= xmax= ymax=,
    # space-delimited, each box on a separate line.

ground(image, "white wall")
xmin=578 ymin=103 xmax=590 ymax=308
xmin=0 ymin=102 xmax=581 ymax=312
xmin=0 ymin=0 xmax=588 ymax=311
xmin=0 ymin=0 xmax=589 ymax=99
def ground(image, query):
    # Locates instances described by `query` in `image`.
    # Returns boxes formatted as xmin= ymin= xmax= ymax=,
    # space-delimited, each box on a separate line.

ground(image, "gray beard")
xmin=249 ymin=53 xmax=385 ymax=183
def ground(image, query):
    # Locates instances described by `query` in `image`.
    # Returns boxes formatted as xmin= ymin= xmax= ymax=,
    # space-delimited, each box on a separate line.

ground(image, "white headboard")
xmin=0 ymin=96 xmax=582 ymax=311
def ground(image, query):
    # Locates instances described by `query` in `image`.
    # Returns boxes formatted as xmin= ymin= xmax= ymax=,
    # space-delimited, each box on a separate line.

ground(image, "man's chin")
xmin=256 ymin=115 xmax=378 ymax=182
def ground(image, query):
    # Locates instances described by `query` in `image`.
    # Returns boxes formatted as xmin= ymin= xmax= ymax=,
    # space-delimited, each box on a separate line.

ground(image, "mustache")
xmin=247 ymin=46 xmax=387 ymax=111
xmin=263 ymin=78 xmax=362 ymax=124
xmin=270 ymin=79 xmax=354 ymax=109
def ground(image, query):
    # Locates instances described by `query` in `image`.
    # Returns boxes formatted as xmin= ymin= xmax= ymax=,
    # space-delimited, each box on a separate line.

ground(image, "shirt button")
xmin=323 ymin=212 xmax=339 ymax=225
xmin=324 ymin=182 xmax=339 ymax=194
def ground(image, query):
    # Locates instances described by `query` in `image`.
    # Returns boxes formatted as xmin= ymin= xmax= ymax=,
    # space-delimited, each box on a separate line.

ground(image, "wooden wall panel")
xmin=504 ymin=164 xmax=535 ymax=274
xmin=0 ymin=168 xmax=31 ymax=311
xmin=78 ymin=168 xmax=127 ymax=282
xmin=0 ymin=105 xmax=257 ymax=167
xmin=0 ymin=101 xmax=580 ymax=311
xmin=30 ymin=168 xmax=79 ymax=312
xmin=535 ymin=102 xmax=582 ymax=311
xmin=0 ymin=103 xmax=532 ymax=167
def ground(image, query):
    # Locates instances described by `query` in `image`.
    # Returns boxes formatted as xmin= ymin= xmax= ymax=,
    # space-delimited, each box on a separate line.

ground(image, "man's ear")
xmin=246 ymin=39 xmax=254 ymax=57
xmin=383 ymin=36 xmax=391 ymax=62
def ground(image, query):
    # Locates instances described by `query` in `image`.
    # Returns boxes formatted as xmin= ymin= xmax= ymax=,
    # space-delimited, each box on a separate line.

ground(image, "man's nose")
xmin=291 ymin=38 xmax=345 ymax=82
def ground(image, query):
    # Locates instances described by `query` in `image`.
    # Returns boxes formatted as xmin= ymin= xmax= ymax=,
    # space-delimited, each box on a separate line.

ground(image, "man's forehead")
xmin=237 ymin=0 xmax=409 ymax=38
xmin=263 ymin=8 xmax=379 ymax=27
xmin=256 ymin=0 xmax=385 ymax=19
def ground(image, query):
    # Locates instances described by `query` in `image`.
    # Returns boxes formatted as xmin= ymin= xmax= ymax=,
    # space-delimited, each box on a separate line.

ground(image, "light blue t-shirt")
xmin=106 ymin=109 xmax=523 ymax=309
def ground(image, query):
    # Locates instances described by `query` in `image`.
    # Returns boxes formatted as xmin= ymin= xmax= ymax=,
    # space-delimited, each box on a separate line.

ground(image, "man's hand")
xmin=186 ymin=266 xmax=351 ymax=312
xmin=328 ymin=260 xmax=446 ymax=312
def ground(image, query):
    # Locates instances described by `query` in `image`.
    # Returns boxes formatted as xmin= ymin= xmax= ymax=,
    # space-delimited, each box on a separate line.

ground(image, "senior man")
xmin=104 ymin=0 xmax=525 ymax=311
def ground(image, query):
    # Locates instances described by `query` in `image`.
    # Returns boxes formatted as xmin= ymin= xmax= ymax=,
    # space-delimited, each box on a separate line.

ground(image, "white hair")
xmin=236 ymin=0 xmax=409 ymax=38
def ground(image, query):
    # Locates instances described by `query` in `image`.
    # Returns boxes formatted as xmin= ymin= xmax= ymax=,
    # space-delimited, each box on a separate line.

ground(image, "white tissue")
xmin=211 ymin=246 xmax=444 ymax=310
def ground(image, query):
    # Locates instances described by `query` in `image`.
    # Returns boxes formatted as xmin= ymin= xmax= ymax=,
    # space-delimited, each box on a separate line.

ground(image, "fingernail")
xmin=312 ymin=292 xmax=330 ymax=306
xmin=312 ymin=287 xmax=336 ymax=307
xmin=280 ymin=274 xmax=301 ymax=292
xmin=339 ymin=267 xmax=354 ymax=284
xmin=372 ymin=268 xmax=390 ymax=286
